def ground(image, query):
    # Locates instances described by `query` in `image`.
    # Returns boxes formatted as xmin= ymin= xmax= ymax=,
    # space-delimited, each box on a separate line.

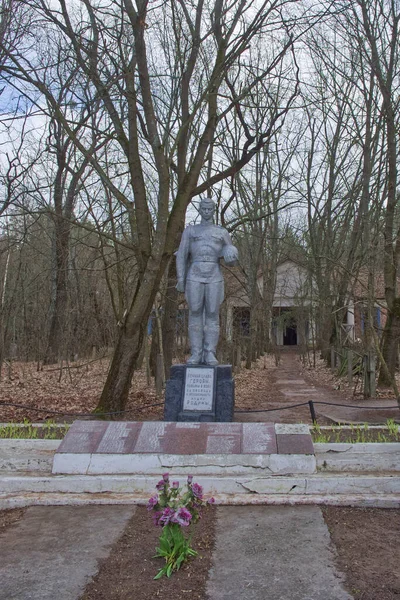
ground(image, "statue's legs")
xmin=203 ymin=280 xmax=224 ymax=366
xmin=185 ymin=281 xmax=205 ymax=364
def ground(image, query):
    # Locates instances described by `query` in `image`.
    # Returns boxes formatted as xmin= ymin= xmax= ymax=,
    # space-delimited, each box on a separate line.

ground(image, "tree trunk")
xmin=95 ymin=323 xmax=146 ymax=416
xmin=245 ymin=308 xmax=255 ymax=369
xmin=95 ymin=254 xmax=168 ymax=415
xmin=161 ymin=258 xmax=178 ymax=377
xmin=149 ymin=323 xmax=159 ymax=377
xmin=44 ymin=218 xmax=70 ymax=364
xmin=378 ymin=299 xmax=400 ymax=386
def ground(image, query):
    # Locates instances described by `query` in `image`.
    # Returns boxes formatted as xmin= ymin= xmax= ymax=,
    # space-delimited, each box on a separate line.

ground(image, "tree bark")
xmin=161 ymin=258 xmax=179 ymax=378
xmin=95 ymin=324 xmax=145 ymax=416
xmin=44 ymin=216 xmax=70 ymax=364
xmin=379 ymin=299 xmax=400 ymax=386
xmin=96 ymin=253 xmax=168 ymax=414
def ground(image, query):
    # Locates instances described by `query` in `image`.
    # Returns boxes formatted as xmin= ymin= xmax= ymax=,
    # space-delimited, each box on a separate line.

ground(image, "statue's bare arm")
xmin=176 ymin=227 xmax=190 ymax=292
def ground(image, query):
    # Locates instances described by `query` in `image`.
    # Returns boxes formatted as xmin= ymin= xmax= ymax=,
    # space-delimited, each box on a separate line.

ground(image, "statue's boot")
xmin=187 ymin=323 xmax=203 ymax=365
xmin=203 ymin=324 xmax=219 ymax=366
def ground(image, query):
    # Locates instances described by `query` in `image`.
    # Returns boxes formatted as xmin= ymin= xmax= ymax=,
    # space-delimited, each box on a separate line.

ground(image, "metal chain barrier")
xmin=0 ymin=399 xmax=398 ymax=424
xmin=0 ymin=400 xmax=164 ymax=418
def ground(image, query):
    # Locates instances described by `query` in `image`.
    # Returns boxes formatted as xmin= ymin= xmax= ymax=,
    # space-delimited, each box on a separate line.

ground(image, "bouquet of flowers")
xmin=147 ymin=473 xmax=215 ymax=579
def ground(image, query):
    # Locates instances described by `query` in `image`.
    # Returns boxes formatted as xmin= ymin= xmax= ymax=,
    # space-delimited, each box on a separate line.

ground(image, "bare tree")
xmin=42 ymin=87 xmax=99 ymax=364
xmin=352 ymin=0 xmax=400 ymax=385
xmin=293 ymin=17 xmax=389 ymax=363
xmin=312 ymin=0 xmax=400 ymax=385
xmin=0 ymin=0 xmax=315 ymax=412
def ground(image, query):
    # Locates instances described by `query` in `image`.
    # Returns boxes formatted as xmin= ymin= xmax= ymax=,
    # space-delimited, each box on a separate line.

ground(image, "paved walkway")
xmin=0 ymin=506 xmax=135 ymax=600
xmin=264 ymin=351 xmax=399 ymax=425
xmin=207 ymin=505 xmax=352 ymax=600
xmin=0 ymin=505 xmax=353 ymax=600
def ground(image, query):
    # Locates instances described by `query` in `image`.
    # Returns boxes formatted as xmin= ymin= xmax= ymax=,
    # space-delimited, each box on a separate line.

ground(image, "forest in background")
xmin=0 ymin=0 xmax=399 ymax=411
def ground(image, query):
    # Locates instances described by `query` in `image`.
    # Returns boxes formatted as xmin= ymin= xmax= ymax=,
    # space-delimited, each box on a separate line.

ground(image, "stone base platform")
xmin=52 ymin=421 xmax=316 ymax=476
xmin=2 ymin=475 xmax=400 ymax=509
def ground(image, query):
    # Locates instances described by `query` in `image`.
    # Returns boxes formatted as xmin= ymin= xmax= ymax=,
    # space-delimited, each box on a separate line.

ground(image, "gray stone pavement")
xmin=0 ymin=505 xmax=135 ymax=600
xmin=207 ymin=505 xmax=353 ymax=600
xmin=273 ymin=352 xmax=399 ymax=424
xmin=0 ymin=504 xmax=353 ymax=600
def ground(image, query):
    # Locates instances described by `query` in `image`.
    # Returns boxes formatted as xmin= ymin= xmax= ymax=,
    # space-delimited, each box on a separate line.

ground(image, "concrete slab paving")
xmin=206 ymin=505 xmax=353 ymax=600
xmin=272 ymin=351 xmax=399 ymax=424
xmin=0 ymin=505 xmax=135 ymax=600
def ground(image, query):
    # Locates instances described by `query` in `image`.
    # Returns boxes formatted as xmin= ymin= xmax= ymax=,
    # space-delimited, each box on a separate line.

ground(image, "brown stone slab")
xmin=57 ymin=421 xmax=108 ymax=454
xmin=207 ymin=423 xmax=242 ymax=435
xmin=96 ymin=422 xmax=142 ymax=454
xmin=241 ymin=423 xmax=277 ymax=454
xmin=276 ymin=434 xmax=314 ymax=455
xmin=133 ymin=422 xmax=166 ymax=453
xmin=67 ymin=421 xmax=106 ymax=432
xmin=161 ymin=423 xmax=208 ymax=455
xmin=205 ymin=433 xmax=241 ymax=454
xmin=59 ymin=421 xmax=310 ymax=457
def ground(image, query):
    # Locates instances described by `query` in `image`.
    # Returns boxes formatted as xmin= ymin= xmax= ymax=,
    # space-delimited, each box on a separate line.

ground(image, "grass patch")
xmin=0 ymin=419 xmax=69 ymax=440
xmin=312 ymin=419 xmax=400 ymax=443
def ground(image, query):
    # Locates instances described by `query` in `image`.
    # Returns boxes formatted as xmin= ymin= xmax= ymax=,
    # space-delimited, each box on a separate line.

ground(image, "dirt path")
xmin=235 ymin=351 xmax=399 ymax=425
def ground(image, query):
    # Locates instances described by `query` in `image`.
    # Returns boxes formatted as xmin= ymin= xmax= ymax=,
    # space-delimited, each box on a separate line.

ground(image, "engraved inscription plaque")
xmin=183 ymin=367 xmax=214 ymax=412
xmin=164 ymin=364 xmax=234 ymax=422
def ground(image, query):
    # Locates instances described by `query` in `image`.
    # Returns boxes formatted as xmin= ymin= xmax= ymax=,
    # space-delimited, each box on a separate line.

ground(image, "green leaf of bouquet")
xmin=160 ymin=539 xmax=170 ymax=552
xmin=153 ymin=569 xmax=166 ymax=580
xmin=175 ymin=554 xmax=186 ymax=569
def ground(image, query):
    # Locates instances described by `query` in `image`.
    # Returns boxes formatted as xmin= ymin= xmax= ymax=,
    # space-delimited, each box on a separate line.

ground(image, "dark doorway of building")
xmin=233 ymin=307 xmax=250 ymax=337
xmin=284 ymin=321 xmax=297 ymax=345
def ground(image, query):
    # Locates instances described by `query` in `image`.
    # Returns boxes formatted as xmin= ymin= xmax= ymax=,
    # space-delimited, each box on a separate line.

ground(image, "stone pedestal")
xmin=164 ymin=364 xmax=234 ymax=422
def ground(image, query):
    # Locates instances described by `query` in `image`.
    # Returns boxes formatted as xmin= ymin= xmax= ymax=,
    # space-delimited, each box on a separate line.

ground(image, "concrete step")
xmin=0 ymin=440 xmax=59 ymax=474
xmin=1 ymin=491 xmax=399 ymax=509
xmin=1 ymin=472 xmax=399 ymax=509
xmin=315 ymin=442 xmax=400 ymax=472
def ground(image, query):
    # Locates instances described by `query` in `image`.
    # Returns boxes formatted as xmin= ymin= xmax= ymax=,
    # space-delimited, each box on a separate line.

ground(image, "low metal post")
xmin=308 ymin=400 xmax=317 ymax=424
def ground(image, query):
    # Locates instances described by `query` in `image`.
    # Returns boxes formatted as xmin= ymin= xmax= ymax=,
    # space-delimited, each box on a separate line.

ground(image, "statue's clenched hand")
xmin=223 ymin=245 xmax=239 ymax=266
xmin=176 ymin=280 xmax=185 ymax=293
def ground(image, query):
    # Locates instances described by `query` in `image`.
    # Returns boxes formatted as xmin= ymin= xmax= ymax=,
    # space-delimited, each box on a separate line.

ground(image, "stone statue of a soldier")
xmin=176 ymin=197 xmax=238 ymax=366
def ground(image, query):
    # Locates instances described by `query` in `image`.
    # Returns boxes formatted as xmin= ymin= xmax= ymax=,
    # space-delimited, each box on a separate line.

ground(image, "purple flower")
xmin=156 ymin=480 xmax=165 ymax=491
xmin=207 ymin=497 xmax=216 ymax=505
xmin=192 ymin=483 xmax=203 ymax=499
xmin=147 ymin=494 xmax=159 ymax=511
xmin=163 ymin=473 xmax=170 ymax=482
xmin=172 ymin=507 xmax=192 ymax=527
xmin=159 ymin=507 xmax=175 ymax=526
xmin=187 ymin=474 xmax=193 ymax=484
xmin=172 ymin=481 xmax=179 ymax=489
xmin=152 ymin=511 xmax=163 ymax=526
